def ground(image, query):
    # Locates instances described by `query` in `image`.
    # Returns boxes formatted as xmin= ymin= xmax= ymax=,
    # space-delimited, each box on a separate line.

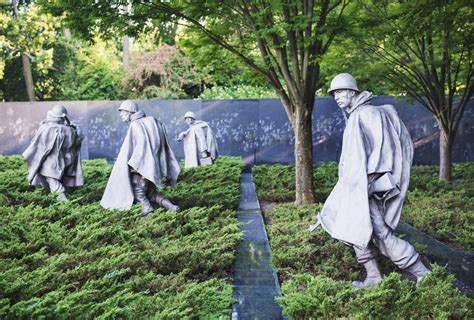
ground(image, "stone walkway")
xmin=232 ymin=171 xmax=285 ymax=320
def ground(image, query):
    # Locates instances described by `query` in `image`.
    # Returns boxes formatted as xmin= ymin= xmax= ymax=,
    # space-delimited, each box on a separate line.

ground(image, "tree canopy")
xmin=356 ymin=0 xmax=473 ymax=180
xmin=0 ymin=2 xmax=56 ymax=100
xmin=1 ymin=0 xmax=472 ymax=183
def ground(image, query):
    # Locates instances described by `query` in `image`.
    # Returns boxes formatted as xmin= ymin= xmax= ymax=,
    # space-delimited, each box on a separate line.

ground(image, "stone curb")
xmin=396 ymin=221 xmax=473 ymax=289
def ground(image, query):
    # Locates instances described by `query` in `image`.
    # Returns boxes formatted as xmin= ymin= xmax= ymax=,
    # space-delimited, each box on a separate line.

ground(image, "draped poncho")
xmin=100 ymin=111 xmax=181 ymax=210
xmin=23 ymin=119 xmax=83 ymax=188
xmin=182 ymin=120 xmax=218 ymax=168
xmin=318 ymin=91 xmax=413 ymax=248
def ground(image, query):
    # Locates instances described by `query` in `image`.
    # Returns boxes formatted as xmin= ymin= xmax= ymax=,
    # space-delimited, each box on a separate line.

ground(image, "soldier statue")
xmin=101 ymin=100 xmax=180 ymax=216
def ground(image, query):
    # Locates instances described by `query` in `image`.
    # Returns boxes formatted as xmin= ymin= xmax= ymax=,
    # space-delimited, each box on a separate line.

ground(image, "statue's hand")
xmin=73 ymin=124 xmax=81 ymax=134
xmin=177 ymin=132 xmax=185 ymax=141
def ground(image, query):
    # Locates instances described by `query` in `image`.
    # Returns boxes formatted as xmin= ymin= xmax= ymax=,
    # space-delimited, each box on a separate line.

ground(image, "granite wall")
xmin=1 ymin=97 xmax=473 ymax=165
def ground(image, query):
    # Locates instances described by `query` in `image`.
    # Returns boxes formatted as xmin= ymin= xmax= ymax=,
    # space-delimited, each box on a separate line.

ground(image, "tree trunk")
xmin=294 ymin=104 xmax=316 ymax=204
xmin=21 ymin=53 xmax=35 ymax=101
xmin=63 ymin=28 xmax=72 ymax=38
xmin=12 ymin=0 xmax=35 ymax=101
xmin=123 ymin=35 xmax=130 ymax=70
xmin=439 ymin=126 xmax=452 ymax=181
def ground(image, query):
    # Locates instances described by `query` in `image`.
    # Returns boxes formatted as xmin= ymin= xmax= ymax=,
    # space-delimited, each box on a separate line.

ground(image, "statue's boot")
xmin=407 ymin=258 xmax=431 ymax=287
xmin=56 ymin=193 xmax=68 ymax=202
xmin=133 ymin=185 xmax=154 ymax=217
xmin=161 ymin=198 xmax=180 ymax=213
xmin=149 ymin=192 xmax=180 ymax=212
xmin=352 ymin=259 xmax=383 ymax=289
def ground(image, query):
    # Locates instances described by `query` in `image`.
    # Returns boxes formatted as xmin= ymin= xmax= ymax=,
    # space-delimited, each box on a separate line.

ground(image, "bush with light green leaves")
xmin=254 ymin=162 xmax=474 ymax=251
xmin=264 ymin=203 xmax=472 ymax=319
xmin=0 ymin=156 xmax=243 ymax=319
xmin=278 ymin=267 xmax=472 ymax=319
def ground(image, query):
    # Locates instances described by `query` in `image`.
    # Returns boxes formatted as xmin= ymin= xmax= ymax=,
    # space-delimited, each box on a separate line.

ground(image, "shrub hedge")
xmin=278 ymin=267 xmax=472 ymax=319
xmin=404 ymin=164 xmax=474 ymax=251
xmin=0 ymin=156 xmax=243 ymax=318
xmin=253 ymin=162 xmax=338 ymax=203
xmin=264 ymin=204 xmax=473 ymax=319
xmin=264 ymin=204 xmax=359 ymax=281
xmin=254 ymin=162 xmax=474 ymax=251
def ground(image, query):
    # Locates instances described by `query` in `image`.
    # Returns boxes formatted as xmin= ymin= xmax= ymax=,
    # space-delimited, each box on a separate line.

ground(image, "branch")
xmin=426 ymin=30 xmax=443 ymax=101
xmin=238 ymin=2 xmax=293 ymax=115
xmin=452 ymin=66 xmax=473 ymax=125
xmin=369 ymin=47 xmax=438 ymax=114
xmin=453 ymin=95 xmax=473 ymax=140
xmin=321 ymin=0 xmax=347 ymax=54
xmin=283 ymin=0 xmax=302 ymax=88
xmin=302 ymin=0 xmax=314 ymax=82
xmin=384 ymin=72 xmax=435 ymax=112
xmin=11 ymin=0 xmax=19 ymax=18
xmin=248 ymin=2 xmax=302 ymax=101
xmin=365 ymin=42 xmax=437 ymax=110
xmin=300 ymin=0 xmax=312 ymax=71
xmin=313 ymin=0 xmax=330 ymax=44
xmin=138 ymin=2 xmax=270 ymax=81
xmin=328 ymin=0 xmax=343 ymax=14
xmin=411 ymin=35 xmax=442 ymax=106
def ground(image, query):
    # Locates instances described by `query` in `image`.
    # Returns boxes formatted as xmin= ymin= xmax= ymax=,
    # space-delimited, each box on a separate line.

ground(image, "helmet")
xmin=184 ymin=111 xmax=196 ymax=120
xmin=327 ymin=73 xmax=359 ymax=95
xmin=118 ymin=100 xmax=138 ymax=113
xmin=48 ymin=104 xmax=68 ymax=118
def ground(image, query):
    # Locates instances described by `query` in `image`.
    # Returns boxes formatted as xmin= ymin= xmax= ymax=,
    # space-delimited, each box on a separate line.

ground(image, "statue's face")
xmin=185 ymin=117 xmax=195 ymax=125
xmin=120 ymin=110 xmax=132 ymax=122
xmin=333 ymin=89 xmax=355 ymax=109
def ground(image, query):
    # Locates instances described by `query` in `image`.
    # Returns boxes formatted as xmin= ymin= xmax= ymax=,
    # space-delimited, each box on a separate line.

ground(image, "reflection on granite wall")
xmin=1 ymin=97 xmax=473 ymax=165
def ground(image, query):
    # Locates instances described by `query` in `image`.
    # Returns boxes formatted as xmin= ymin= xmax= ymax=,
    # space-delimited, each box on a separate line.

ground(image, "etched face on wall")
xmin=185 ymin=117 xmax=195 ymax=125
xmin=333 ymin=89 xmax=355 ymax=110
xmin=120 ymin=110 xmax=132 ymax=122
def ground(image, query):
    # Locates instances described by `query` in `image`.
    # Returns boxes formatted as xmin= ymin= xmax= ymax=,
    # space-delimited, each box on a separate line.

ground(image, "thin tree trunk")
xmin=63 ymin=28 xmax=72 ymax=38
xmin=439 ymin=126 xmax=452 ymax=181
xmin=169 ymin=23 xmax=178 ymax=45
xmin=123 ymin=35 xmax=130 ymax=70
xmin=12 ymin=0 xmax=35 ymax=101
xmin=21 ymin=53 xmax=35 ymax=101
xmin=294 ymin=104 xmax=316 ymax=204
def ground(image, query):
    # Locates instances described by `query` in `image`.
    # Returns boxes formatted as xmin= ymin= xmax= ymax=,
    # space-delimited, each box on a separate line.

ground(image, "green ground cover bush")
xmin=253 ymin=162 xmax=338 ymax=203
xmin=264 ymin=204 xmax=473 ymax=319
xmin=0 ymin=156 xmax=243 ymax=318
xmin=265 ymin=204 xmax=359 ymax=281
xmin=254 ymin=162 xmax=474 ymax=251
xmin=278 ymin=267 xmax=472 ymax=319
xmin=167 ymin=157 xmax=243 ymax=210
xmin=404 ymin=164 xmax=474 ymax=251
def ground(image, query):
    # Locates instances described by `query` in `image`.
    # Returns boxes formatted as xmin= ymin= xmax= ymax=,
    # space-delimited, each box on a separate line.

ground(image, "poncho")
xmin=22 ymin=119 xmax=83 ymax=187
xmin=318 ymin=91 xmax=413 ymax=248
xmin=100 ymin=111 xmax=181 ymax=210
xmin=182 ymin=120 xmax=218 ymax=168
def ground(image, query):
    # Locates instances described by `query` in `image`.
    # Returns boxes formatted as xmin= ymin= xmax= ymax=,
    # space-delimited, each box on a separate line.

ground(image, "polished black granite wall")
xmin=1 ymin=97 xmax=472 ymax=165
